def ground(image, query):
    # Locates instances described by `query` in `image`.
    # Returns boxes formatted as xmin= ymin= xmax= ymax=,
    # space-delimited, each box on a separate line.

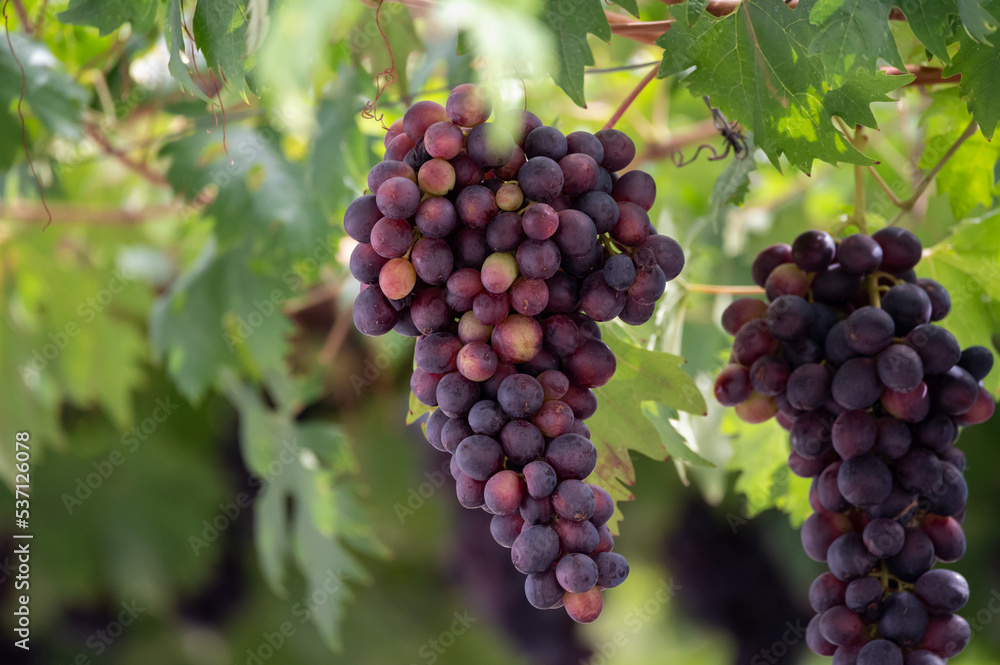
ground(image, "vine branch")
xmin=0 ymin=201 xmax=184 ymax=224
xmin=853 ymin=125 xmax=867 ymax=234
xmin=893 ymin=120 xmax=978 ymax=216
xmin=84 ymin=122 xmax=170 ymax=187
xmin=9 ymin=0 xmax=28 ymax=34
xmin=603 ymin=63 xmax=659 ymax=130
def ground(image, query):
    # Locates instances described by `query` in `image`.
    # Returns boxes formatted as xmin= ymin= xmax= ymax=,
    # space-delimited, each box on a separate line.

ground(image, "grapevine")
xmin=715 ymin=227 xmax=994 ymax=663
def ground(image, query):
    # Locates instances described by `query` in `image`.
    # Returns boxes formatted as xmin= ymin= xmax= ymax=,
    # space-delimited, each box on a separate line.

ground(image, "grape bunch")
xmin=344 ymin=83 xmax=684 ymax=622
xmin=715 ymin=226 xmax=995 ymax=664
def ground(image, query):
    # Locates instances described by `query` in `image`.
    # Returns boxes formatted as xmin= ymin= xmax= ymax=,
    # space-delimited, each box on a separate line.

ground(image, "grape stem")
xmin=866 ymin=274 xmax=881 ymax=308
xmin=889 ymin=120 xmax=978 ymax=225
xmin=603 ymin=63 xmax=660 ymax=131
xmin=852 ymin=125 xmax=867 ymax=234
xmin=677 ymin=279 xmax=765 ymax=295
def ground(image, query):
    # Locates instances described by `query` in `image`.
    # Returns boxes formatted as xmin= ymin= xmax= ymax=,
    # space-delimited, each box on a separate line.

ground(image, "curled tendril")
xmin=360 ymin=0 xmax=396 ymax=131
xmin=672 ymin=96 xmax=750 ymax=168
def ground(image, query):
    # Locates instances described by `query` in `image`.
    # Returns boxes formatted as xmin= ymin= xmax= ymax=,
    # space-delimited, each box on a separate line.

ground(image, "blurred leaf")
xmin=226 ymin=377 xmax=385 ymax=650
xmin=160 ymin=127 xmax=329 ymax=257
xmin=541 ymin=0 xmax=610 ymax=107
xmin=193 ymin=0 xmax=249 ymax=89
xmin=892 ymin=0 xmax=956 ymax=63
xmin=165 ymin=0 xmax=211 ymax=100
xmin=710 ymin=132 xmax=757 ymax=224
xmin=58 ymin=0 xmax=159 ymax=36
xmin=658 ymin=0 xmax=879 ymax=174
xmin=246 ymin=0 xmax=271 ymax=56
xmin=150 ymin=239 xmax=294 ymax=402
xmin=959 ymin=0 xmax=999 ymax=43
xmin=308 ymin=69 xmax=367 ymax=215
xmin=0 ymin=34 xmax=87 ymax=137
xmin=590 ymin=334 xmax=706 ymax=533
xmin=920 ymin=90 xmax=1000 ymax=218
xmin=947 ymin=0 xmax=1000 ymax=139
xmin=613 ymin=0 xmax=640 ymax=18
xmin=921 ymin=215 xmax=1000 ymax=396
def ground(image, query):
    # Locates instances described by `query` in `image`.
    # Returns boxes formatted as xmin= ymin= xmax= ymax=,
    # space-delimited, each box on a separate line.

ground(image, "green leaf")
xmin=921 ymin=216 xmax=1000 ymax=397
xmin=246 ymin=0 xmax=272 ymax=56
xmin=894 ymin=0 xmax=956 ymax=63
xmin=0 ymin=34 xmax=87 ymax=138
xmin=959 ymin=0 xmax=999 ymax=43
xmin=149 ymin=239 xmax=294 ymax=402
xmin=165 ymin=0 xmax=210 ymax=100
xmin=192 ymin=0 xmax=249 ymax=89
xmin=808 ymin=0 xmax=906 ymax=82
xmin=641 ymin=402 xmax=715 ymax=468
xmin=824 ymin=68 xmax=915 ymax=129
xmin=226 ymin=378 xmax=385 ymax=650
xmin=58 ymin=0 xmax=158 ymax=36
xmin=541 ymin=0 xmax=611 ymax=107
xmin=307 ymin=68 xmax=367 ymax=215
xmin=589 ymin=334 xmax=705 ymax=532
xmin=722 ymin=411 xmax=810 ymax=526
xmin=658 ymin=0 xmax=878 ymax=174
xmin=920 ymin=90 xmax=1000 ymax=218
xmin=946 ymin=0 xmax=1000 ymax=139
xmin=613 ymin=0 xmax=640 ymax=18
xmin=710 ymin=132 xmax=757 ymax=224
xmin=160 ymin=127 xmax=329 ymax=257
xmin=407 ymin=392 xmax=433 ymax=426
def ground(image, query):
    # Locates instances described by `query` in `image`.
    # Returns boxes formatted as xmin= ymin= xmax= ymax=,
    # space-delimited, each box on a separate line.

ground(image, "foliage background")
xmin=1 ymin=0 xmax=1000 ymax=663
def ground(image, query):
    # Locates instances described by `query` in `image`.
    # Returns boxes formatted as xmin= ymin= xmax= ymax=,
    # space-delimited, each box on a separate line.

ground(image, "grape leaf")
xmin=808 ymin=0 xmax=906 ymax=82
xmin=921 ymin=216 xmax=1000 ymax=397
xmin=0 ymin=34 xmax=87 ymax=138
xmin=710 ymin=132 xmax=757 ymax=224
xmin=946 ymin=0 xmax=1000 ymax=140
xmin=613 ymin=0 xmax=640 ymax=18
xmin=893 ymin=0 xmax=957 ymax=63
xmin=920 ymin=90 xmax=1000 ymax=218
xmin=307 ymin=68 xmax=369 ymax=216
xmin=225 ymin=377 xmax=386 ymax=650
xmin=165 ymin=0 xmax=210 ymax=100
xmin=959 ymin=0 xmax=999 ymax=42
xmin=192 ymin=0 xmax=249 ymax=89
xmin=58 ymin=0 xmax=158 ymax=36
xmin=589 ymin=334 xmax=706 ymax=533
xmin=824 ymin=68 xmax=914 ymax=129
xmin=657 ymin=0 xmax=877 ymax=174
xmin=160 ymin=127 xmax=328 ymax=257
xmin=541 ymin=0 xmax=611 ymax=107
xmin=193 ymin=3 xmax=246 ymax=61
xmin=149 ymin=239 xmax=294 ymax=402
